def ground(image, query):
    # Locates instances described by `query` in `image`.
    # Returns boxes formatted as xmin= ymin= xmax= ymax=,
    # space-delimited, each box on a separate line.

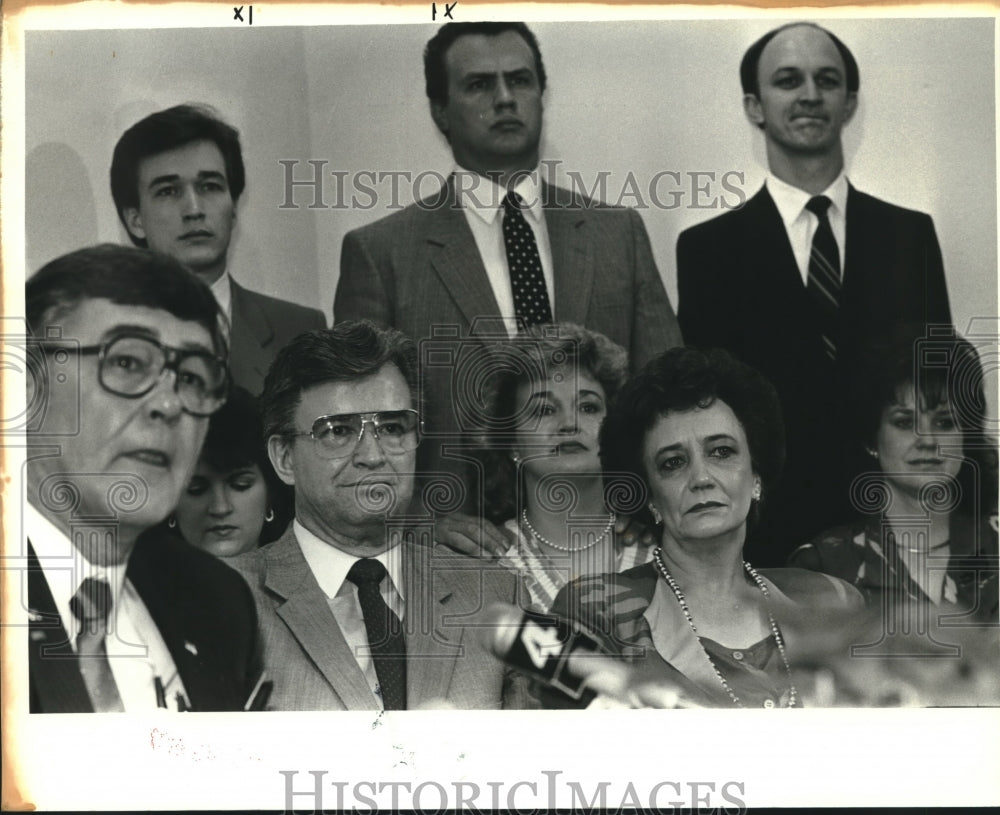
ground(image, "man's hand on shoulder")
xmin=434 ymin=512 xmax=508 ymax=560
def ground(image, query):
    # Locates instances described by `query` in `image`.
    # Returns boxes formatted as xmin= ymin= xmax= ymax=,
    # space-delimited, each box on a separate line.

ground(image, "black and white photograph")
xmin=3 ymin=3 xmax=999 ymax=810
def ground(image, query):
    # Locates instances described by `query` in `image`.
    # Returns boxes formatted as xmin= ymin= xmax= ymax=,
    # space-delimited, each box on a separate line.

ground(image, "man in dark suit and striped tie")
xmin=676 ymin=22 xmax=952 ymax=564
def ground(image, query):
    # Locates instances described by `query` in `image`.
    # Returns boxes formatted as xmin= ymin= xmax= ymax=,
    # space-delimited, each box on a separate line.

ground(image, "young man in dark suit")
xmin=25 ymin=244 xmax=260 ymax=712
xmin=336 ymin=23 xmax=681 ymax=535
xmin=676 ymin=23 xmax=952 ymax=564
xmin=111 ymin=105 xmax=326 ymax=394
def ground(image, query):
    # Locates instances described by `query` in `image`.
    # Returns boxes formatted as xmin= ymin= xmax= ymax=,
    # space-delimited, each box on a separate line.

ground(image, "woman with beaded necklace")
xmin=477 ymin=323 xmax=655 ymax=613
xmin=551 ymin=347 xmax=861 ymax=708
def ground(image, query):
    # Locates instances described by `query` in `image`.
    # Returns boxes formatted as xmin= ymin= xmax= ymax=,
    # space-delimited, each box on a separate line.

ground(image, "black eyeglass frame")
xmin=43 ymin=332 xmax=229 ymax=417
xmin=288 ymin=409 xmax=423 ymax=458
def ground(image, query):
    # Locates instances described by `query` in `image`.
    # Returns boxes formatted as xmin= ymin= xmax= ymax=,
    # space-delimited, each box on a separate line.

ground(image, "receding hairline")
xmin=756 ymin=23 xmax=848 ymax=83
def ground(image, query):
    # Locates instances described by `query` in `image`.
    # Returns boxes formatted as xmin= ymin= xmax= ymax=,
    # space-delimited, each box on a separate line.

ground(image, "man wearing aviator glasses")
xmin=24 ymin=244 xmax=260 ymax=712
xmin=231 ymin=321 xmax=525 ymax=710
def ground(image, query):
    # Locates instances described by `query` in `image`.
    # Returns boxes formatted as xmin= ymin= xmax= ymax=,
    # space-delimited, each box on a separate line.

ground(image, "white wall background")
xmin=25 ymin=18 xmax=996 ymax=339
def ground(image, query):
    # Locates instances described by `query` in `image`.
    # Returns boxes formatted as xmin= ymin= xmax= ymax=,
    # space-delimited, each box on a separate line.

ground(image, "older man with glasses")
xmin=230 ymin=320 xmax=528 ymax=710
xmin=24 ymin=243 xmax=261 ymax=713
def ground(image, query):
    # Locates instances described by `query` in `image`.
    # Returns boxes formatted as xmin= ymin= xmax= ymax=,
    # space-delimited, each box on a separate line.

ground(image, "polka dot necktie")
xmin=805 ymin=195 xmax=842 ymax=363
xmin=346 ymin=558 xmax=407 ymax=710
xmin=502 ymin=190 xmax=553 ymax=329
xmin=69 ymin=577 xmax=125 ymax=712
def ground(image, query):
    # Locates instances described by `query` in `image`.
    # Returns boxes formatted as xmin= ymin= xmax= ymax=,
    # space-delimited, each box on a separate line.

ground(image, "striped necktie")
xmin=805 ymin=195 xmax=841 ymax=363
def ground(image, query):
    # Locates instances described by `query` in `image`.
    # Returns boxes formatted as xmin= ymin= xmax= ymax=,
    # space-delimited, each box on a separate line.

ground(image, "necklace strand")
xmin=520 ymin=509 xmax=616 ymax=553
xmin=651 ymin=547 xmax=797 ymax=708
xmin=901 ymin=541 xmax=951 ymax=554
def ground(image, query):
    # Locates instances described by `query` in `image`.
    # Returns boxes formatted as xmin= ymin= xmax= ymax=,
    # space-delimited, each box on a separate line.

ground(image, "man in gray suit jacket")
xmin=229 ymin=322 xmax=527 ymax=710
xmin=336 ymin=22 xmax=681 ymax=515
xmin=112 ymin=104 xmax=326 ymax=394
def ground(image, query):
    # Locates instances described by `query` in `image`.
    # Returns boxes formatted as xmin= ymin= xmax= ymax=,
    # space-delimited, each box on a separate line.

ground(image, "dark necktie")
xmin=502 ymin=190 xmax=553 ymax=329
xmin=805 ymin=195 xmax=842 ymax=363
xmin=346 ymin=559 xmax=407 ymax=710
xmin=69 ymin=577 xmax=125 ymax=712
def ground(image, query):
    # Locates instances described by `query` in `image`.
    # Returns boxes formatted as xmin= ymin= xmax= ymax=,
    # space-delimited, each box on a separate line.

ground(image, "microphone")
xmin=482 ymin=603 xmax=696 ymax=708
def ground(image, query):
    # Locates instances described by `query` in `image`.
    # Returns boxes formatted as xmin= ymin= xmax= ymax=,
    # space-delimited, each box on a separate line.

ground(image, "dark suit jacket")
xmin=336 ymin=178 xmax=682 ymax=495
xmin=677 ymin=185 xmax=952 ymax=563
xmin=229 ymin=279 xmax=327 ymax=395
xmin=28 ymin=531 xmax=260 ymax=713
xmin=228 ymin=527 xmax=531 ymax=710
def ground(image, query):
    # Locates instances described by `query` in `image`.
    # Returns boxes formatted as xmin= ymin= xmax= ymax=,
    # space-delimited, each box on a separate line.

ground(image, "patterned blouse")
xmin=498 ymin=518 xmax=655 ymax=612
xmin=788 ymin=513 xmax=999 ymax=624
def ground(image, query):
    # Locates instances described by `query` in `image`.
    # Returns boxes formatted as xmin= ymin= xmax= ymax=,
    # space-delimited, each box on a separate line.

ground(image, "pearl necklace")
xmin=520 ymin=509 xmax=616 ymax=553
xmin=901 ymin=540 xmax=951 ymax=554
xmin=651 ymin=547 xmax=798 ymax=708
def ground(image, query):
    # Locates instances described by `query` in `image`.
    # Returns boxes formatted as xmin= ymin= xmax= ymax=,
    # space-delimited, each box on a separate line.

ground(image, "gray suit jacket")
xmin=335 ymin=178 xmax=681 ymax=371
xmin=229 ymin=526 xmax=528 ymax=710
xmin=335 ymin=179 xmax=681 ymax=491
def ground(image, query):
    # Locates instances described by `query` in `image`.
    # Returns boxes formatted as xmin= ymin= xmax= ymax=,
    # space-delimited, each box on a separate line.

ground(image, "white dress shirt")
xmin=455 ymin=167 xmax=555 ymax=337
xmin=26 ymin=502 xmax=188 ymax=711
xmin=210 ymin=270 xmax=233 ymax=326
xmin=293 ymin=520 xmax=406 ymax=708
xmin=766 ymin=172 xmax=849 ymax=286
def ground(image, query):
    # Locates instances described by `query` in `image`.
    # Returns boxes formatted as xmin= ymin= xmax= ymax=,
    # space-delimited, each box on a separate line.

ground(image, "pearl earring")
xmin=866 ymin=448 xmax=879 ymax=460
xmin=752 ymin=481 xmax=762 ymax=502
xmin=648 ymin=503 xmax=663 ymax=524
xmin=511 ymin=452 xmax=521 ymax=464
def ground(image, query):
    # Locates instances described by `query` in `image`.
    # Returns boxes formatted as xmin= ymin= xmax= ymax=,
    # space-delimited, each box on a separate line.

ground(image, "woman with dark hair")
xmin=168 ymin=386 xmax=292 ymax=557
xmin=789 ymin=332 xmax=998 ymax=622
xmin=551 ymin=346 xmax=860 ymax=708
xmin=478 ymin=323 xmax=654 ymax=612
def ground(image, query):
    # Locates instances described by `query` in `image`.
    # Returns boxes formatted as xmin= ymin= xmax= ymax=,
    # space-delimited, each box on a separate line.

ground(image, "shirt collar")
xmin=766 ymin=171 xmax=849 ymax=229
xmin=454 ymin=166 xmax=544 ymax=227
xmin=293 ymin=519 xmax=405 ymax=602
xmin=26 ymin=501 xmax=128 ymax=621
xmin=210 ymin=271 xmax=233 ymax=322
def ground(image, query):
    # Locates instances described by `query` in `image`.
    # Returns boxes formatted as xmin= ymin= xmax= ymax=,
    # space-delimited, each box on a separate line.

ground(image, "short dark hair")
xmin=198 ymin=385 xmax=292 ymax=543
xmin=600 ymin=347 xmax=785 ymax=526
xmin=424 ymin=22 xmax=547 ymax=105
xmin=477 ymin=323 xmax=629 ymax=524
xmin=110 ymin=104 xmax=246 ymax=247
xmin=27 ymin=243 xmax=228 ymax=358
xmin=851 ymin=329 xmax=998 ymax=514
xmin=740 ymin=22 xmax=860 ymax=97
xmin=259 ymin=320 xmax=420 ymax=442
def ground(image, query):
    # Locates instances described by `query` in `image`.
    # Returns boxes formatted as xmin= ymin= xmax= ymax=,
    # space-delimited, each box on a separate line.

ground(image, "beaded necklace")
xmin=651 ymin=546 xmax=798 ymax=708
xmin=520 ymin=509 xmax=616 ymax=553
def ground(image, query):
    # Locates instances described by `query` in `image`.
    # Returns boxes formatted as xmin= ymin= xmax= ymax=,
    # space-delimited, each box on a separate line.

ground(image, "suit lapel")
xmin=27 ymin=542 xmax=93 ymax=713
xmin=264 ymin=530 xmax=377 ymax=710
xmin=126 ymin=535 xmax=223 ymax=710
xmin=841 ymin=183 xmax=870 ymax=297
xmin=750 ymin=187 xmax=806 ymax=296
xmin=546 ymin=189 xmax=593 ymax=325
xmin=425 ymin=177 xmax=503 ymax=332
xmin=402 ymin=547 xmax=465 ymax=708
xmin=228 ymin=279 xmax=274 ymax=387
